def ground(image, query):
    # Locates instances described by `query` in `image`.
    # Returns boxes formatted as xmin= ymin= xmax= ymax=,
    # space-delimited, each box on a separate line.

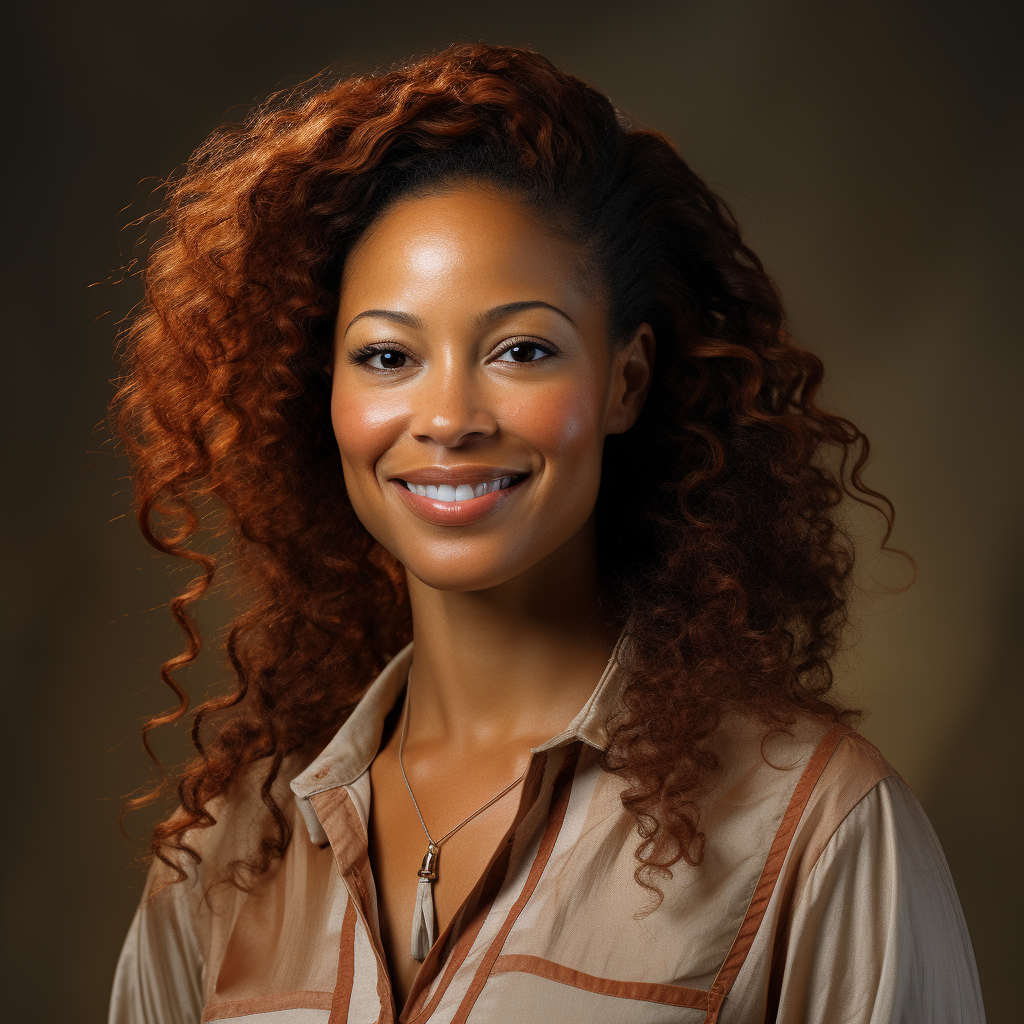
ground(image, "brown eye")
xmin=357 ymin=348 xmax=409 ymax=370
xmin=373 ymin=350 xmax=407 ymax=369
xmin=495 ymin=341 xmax=552 ymax=363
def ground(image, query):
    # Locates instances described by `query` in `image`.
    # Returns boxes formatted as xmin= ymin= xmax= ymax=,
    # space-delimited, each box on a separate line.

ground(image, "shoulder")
xmin=125 ymin=748 xmax=317 ymax=1004
xmin=776 ymin=725 xmax=904 ymax=900
xmin=703 ymin=712 xmax=895 ymax=822
xmin=773 ymin=760 xmax=987 ymax=1021
xmin=143 ymin=750 xmax=314 ymax=914
xmin=747 ymin=719 xmax=970 ymax=934
xmin=682 ymin=715 xmax=986 ymax=1021
xmin=697 ymin=713 xmax=903 ymax=883
xmin=701 ymin=709 xmax=966 ymax=897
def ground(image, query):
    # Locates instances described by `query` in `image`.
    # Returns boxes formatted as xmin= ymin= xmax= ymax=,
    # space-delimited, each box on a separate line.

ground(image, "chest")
xmin=199 ymin=744 xmax=800 ymax=1024
xmin=367 ymin=747 xmax=531 ymax=1010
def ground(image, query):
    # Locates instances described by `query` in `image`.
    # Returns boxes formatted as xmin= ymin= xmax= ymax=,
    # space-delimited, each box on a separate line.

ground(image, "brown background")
xmin=3 ymin=1 xmax=1020 ymax=1020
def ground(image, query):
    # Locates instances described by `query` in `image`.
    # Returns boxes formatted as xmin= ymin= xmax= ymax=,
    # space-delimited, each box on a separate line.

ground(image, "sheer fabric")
xmin=109 ymin=632 xmax=985 ymax=1023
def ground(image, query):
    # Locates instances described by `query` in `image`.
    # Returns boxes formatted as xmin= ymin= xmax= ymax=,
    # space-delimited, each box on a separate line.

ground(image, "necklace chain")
xmin=397 ymin=686 xmax=528 ymax=849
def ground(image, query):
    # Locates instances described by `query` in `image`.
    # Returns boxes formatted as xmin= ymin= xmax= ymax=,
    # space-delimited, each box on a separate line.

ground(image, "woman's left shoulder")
xmin=718 ymin=716 xmax=987 ymax=1021
xmin=747 ymin=714 xmax=915 ymax=867
xmin=767 ymin=723 xmax=988 ymax=1023
xmin=702 ymin=711 xmax=926 ymax=880
xmin=706 ymin=712 xmax=897 ymax=824
xmin=799 ymin=720 xmax=907 ymax=831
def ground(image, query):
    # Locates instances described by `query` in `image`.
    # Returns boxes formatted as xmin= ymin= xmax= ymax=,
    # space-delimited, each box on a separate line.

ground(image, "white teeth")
xmin=406 ymin=475 xmax=522 ymax=502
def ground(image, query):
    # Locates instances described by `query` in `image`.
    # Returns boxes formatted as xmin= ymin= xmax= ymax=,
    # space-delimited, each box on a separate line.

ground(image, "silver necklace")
xmin=397 ymin=689 xmax=528 ymax=961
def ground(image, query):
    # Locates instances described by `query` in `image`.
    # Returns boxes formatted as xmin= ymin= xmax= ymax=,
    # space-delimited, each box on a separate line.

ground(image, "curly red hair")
xmin=110 ymin=41 xmax=909 ymax=898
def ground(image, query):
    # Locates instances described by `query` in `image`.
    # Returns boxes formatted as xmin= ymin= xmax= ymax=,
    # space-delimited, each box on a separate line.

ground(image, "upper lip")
xmin=391 ymin=465 xmax=529 ymax=486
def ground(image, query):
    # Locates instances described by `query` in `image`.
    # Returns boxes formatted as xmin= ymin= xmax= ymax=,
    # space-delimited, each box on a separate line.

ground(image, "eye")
xmin=367 ymin=350 xmax=408 ymax=370
xmin=494 ymin=339 xmax=556 ymax=364
xmin=350 ymin=344 xmax=411 ymax=371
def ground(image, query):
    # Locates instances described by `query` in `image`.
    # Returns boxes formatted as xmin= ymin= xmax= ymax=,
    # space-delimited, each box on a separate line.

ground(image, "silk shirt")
xmin=108 ymin=631 xmax=986 ymax=1023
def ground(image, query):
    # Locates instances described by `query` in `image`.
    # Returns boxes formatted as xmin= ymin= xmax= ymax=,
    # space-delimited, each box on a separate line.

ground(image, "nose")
xmin=408 ymin=362 xmax=498 ymax=448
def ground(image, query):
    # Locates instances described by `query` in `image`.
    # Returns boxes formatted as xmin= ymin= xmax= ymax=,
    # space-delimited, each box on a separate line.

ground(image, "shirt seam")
xmin=787 ymin=770 xmax=899 ymax=917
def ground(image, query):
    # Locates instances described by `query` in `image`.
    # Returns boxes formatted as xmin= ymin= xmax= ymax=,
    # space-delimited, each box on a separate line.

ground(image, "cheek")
xmin=517 ymin=378 xmax=604 ymax=463
xmin=330 ymin=384 xmax=401 ymax=478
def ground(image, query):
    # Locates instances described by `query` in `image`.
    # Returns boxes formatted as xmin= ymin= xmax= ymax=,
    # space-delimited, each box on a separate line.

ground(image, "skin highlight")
xmin=329 ymin=182 xmax=654 ymax=1005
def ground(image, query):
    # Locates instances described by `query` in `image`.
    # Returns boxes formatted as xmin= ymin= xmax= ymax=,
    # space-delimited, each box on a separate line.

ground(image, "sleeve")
xmin=776 ymin=774 xmax=986 ymax=1024
xmin=107 ymin=857 xmax=206 ymax=1024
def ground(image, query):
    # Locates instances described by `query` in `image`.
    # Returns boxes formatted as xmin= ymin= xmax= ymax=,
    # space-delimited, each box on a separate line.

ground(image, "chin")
xmin=402 ymin=557 xmax=525 ymax=594
xmin=396 ymin=534 xmax=551 ymax=593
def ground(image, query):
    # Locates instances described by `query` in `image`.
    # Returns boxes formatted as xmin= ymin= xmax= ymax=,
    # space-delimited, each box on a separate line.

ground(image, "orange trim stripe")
xmin=402 ymin=904 xmax=490 ymax=1024
xmin=329 ymin=899 xmax=358 ymax=1023
xmin=707 ymin=723 xmax=851 ymax=1015
xmin=201 ymin=990 xmax=333 ymax=1021
xmin=492 ymin=954 xmax=716 ymax=1010
xmin=310 ymin=788 xmax=395 ymax=1024
xmin=403 ymin=754 xmax=550 ymax=1024
xmin=449 ymin=746 xmax=582 ymax=1024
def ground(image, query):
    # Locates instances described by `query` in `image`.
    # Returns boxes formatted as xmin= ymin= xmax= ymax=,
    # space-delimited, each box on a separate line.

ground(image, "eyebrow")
xmin=342 ymin=300 xmax=576 ymax=337
xmin=343 ymin=309 xmax=422 ymax=336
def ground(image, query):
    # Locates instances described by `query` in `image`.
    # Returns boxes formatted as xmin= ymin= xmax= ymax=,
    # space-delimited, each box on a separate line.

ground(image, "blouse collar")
xmin=289 ymin=626 xmax=634 ymax=844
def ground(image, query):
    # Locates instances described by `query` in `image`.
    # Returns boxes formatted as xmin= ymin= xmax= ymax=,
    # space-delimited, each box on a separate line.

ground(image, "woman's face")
xmin=330 ymin=182 xmax=651 ymax=593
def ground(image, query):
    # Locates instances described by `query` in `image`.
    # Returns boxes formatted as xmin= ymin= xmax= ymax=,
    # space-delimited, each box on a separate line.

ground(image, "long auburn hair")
xmin=110 ymin=41 xmax=908 ymax=899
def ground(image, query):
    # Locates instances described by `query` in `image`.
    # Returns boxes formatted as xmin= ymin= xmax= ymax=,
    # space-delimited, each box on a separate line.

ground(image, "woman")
xmin=107 ymin=42 xmax=985 ymax=1023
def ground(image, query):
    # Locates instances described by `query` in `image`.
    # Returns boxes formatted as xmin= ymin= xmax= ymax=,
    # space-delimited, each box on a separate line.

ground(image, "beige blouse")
xmin=108 ymin=631 xmax=986 ymax=1023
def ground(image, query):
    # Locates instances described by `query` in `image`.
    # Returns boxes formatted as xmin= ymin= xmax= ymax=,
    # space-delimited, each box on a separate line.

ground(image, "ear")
xmin=605 ymin=323 xmax=655 ymax=436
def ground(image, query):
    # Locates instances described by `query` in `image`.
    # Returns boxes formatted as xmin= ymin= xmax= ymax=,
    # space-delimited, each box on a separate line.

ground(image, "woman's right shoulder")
xmin=142 ymin=749 xmax=314 ymax=907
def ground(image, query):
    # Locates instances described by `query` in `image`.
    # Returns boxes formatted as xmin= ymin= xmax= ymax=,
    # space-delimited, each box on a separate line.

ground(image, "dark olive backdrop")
xmin=4 ymin=1 xmax=1021 ymax=1020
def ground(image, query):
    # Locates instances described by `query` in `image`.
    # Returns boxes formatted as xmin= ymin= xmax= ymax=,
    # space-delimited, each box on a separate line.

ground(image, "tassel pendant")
xmin=410 ymin=842 xmax=439 ymax=961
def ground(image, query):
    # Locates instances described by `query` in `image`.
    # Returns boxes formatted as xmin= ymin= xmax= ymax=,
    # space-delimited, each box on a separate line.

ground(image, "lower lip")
xmin=390 ymin=477 xmax=528 ymax=526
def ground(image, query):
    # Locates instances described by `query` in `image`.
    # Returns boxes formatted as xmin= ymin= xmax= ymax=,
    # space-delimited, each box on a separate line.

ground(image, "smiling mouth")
xmin=397 ymin=474 xmax=529 ymax=503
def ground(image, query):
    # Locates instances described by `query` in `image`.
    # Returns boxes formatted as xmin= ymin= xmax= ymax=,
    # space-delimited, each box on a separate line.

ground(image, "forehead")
xmin=338 ymin=183 xmax=600 ymax=318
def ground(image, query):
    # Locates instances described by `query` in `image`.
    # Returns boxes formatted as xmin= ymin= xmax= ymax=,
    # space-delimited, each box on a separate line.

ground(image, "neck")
xmin=402 ymin=515 xmax=622 ymax=752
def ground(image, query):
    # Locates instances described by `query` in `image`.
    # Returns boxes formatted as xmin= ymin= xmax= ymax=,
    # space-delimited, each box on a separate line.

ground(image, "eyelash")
xmin=348 ymin=338 xmax=558 ymax=372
